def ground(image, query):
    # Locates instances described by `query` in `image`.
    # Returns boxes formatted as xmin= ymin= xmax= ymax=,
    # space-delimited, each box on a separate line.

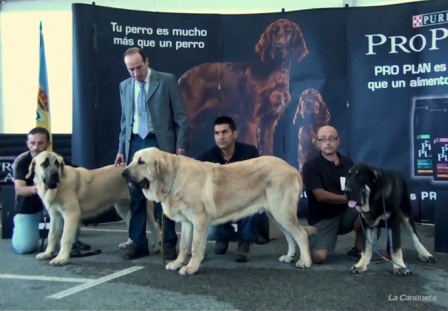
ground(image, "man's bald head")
xmin=317 ymin=126 xmax=338 ymax=138
xmin=317 ymin=125 xmax=339 ymax=157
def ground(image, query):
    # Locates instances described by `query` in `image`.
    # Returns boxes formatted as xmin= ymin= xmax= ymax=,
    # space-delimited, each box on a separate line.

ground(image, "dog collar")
xmin=163 ymin=156 xmax=179 ymax=200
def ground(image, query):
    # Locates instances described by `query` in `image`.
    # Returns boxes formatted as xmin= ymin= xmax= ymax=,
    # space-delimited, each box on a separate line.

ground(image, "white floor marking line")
xmin=0 ymin=274 xmax=92 ymax=283
xmin=47 ymin=265 xmax=145 ymax=299
xmin=81 ymin=228 xmax=128 ymax=233
xmin=82 ymin=227 xmax=181 ymax=234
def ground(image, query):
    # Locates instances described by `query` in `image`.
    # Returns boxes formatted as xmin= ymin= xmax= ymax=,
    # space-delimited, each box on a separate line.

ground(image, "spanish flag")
xmin=36 ymin=21 xmax=53 ymax=151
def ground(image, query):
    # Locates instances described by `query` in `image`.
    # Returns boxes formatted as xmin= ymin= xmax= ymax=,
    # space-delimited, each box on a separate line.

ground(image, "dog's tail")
xmin=302 ymin=225 xmax=317 ymax=236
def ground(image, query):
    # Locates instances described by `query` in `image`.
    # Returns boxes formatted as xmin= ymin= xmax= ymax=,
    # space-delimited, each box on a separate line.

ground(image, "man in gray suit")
xmin=114 ymin=47 xmax=188 ymax=260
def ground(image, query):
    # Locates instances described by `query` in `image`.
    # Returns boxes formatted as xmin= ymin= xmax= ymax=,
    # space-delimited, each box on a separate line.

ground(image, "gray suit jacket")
xmin=118 ymin=69 xmax=188 ymax=162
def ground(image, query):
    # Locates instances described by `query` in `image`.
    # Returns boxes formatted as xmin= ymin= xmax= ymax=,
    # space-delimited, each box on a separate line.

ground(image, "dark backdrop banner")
xmin=72 ymin=4 xmax=220 ymax=169
xmin=347 ymin=0 xmax=448 ymax=222
xmin=72 ymin=0 xmax=447 ymax=221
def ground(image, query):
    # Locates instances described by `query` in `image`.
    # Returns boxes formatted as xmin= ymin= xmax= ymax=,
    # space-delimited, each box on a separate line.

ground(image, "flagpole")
xmin=37 ymin=21 xmax=53 ymax=150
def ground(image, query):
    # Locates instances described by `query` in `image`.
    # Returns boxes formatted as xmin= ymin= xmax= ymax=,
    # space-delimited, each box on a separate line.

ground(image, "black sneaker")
xmin=73 ymin=240 xmax=91 ymax=251
xmin=122 ymin=246 xmax=150 ymax=260
xmin=163 ymin=246 xmax=178 ymax=260
xmin=347 ymin=247 xmax=386 ymax=263
xmin=215 ymin=241 xmax=229 ymax=255
xmin=347 ymin=247 xmax=361 ymax=260
xmin=255 ymin=232 xmax=267 ymax=245
xmin=234 ymin=241 xmax=250 ymax=262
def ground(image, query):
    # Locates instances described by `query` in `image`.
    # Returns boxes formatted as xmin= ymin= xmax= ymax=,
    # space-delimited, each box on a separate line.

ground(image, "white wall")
xmin=0 ymin=0 xmax=426 ymax=133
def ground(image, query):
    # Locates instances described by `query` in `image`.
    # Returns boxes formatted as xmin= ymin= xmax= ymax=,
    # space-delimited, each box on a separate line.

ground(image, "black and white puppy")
xmin=344 ymin=163 xmax=436 ymax=276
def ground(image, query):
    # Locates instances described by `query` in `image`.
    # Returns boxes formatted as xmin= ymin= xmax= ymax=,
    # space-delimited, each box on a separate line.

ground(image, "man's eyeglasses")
xmin=317 ymin=137 xmax=339 ymax=143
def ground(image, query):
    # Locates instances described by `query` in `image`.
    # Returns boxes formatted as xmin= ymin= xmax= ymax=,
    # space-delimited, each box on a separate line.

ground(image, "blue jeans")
xmin=128 ymin=135 xmax=178 ymax=249
xmin=11 ymin=211 xmax=42 ymax=254
xmin=11 ymin=212 xmax=82 ymax=254
xmin=208 ymin=215 xmax=257 ymax=243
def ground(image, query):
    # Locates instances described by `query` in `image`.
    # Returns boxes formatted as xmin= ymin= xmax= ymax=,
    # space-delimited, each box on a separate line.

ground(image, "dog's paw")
xmin=295 ymin=259 xmax=311 ymax=269
xmin=36 ymin=252 xmax=53 ymax=260
xmin=394 ymin=268 xmax=412 ymax=276
xmin=49 ymin=256 xmax=69 ymax=266
xmin=179 ymin=264 xmax=198 ymax=276
xmin=419 ymin=255 xmax=437 ymax=263
xmin=279 ymin=254 xmax=295 ymax=263
xmin=350 ymin=265 xmax=367 ymax=274
xmin=165 ymin=261 xmax=183 ymax=271
xmin=118 ymin=241 xmax=134 ymax=249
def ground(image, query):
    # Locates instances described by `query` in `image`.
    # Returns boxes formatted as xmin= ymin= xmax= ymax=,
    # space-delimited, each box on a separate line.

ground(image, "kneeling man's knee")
xmin=311 ymin=249 xmax=332 ymax=264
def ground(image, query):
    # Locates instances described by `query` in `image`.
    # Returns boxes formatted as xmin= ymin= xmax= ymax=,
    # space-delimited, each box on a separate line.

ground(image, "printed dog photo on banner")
xmin=292 ymin=88 xmax=331 ymax=173
xmin=178 ymin=18 xmax=309 ymax=157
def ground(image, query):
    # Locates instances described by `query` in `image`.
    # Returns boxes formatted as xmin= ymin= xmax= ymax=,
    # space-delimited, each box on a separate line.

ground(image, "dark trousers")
xmin=128 ymin=135 xmax=178 ymax=249
xmin=208 ymin=215 xmax=258 ymax=243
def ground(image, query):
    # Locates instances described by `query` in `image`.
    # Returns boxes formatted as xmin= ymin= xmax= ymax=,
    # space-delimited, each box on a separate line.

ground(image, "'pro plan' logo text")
xmin=413 ymin=10 xmax=448 ymax=28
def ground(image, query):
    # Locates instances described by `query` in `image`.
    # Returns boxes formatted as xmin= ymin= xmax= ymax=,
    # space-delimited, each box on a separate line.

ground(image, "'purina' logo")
xmin=413 ymin=10 xmax=448 ymax=28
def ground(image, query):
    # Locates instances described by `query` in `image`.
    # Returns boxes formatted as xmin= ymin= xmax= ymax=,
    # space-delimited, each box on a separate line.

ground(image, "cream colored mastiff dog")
xmin=27 ymin=151 xmax=160 ymax=265
xmin=122 ymin=147 xmax=315 ymax=275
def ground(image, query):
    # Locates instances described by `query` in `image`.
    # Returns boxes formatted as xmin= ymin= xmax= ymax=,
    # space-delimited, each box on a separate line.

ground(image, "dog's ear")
xmin=372 ymin=168 xmax=383 ymax=188
xmin=152 ymin=153 xmax=162 ymax=179
xmin=317 ymin=98 xmax=331 ymax=124
xmin=25 ymin=158 xmax=36 ymax=180
xmin=255 ymin=25 xmax=271 ymax=63
xmin=153 ymin=151 xmax=171 ymax=180
xmin=153 ymin=159 xmax=160 ymax=178
xmin=299 ymin=97 xmax=306 ymax=117
xmin=57 ymin=155 xmax=66 ymax=178
xmin=293 ymin=90 xmax=309 ymax=124
xmin=292 ymin=98 xmax=303 ymax=124
xmin=290 ymin=21 xmax=309 ymax=62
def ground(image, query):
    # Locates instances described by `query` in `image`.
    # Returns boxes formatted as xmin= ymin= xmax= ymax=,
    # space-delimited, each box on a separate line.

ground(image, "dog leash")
xmin=161 ymin=214 xmax=167 ymax=266
xmin=358 ymin=213 xmax=390 ymax=263
xmin=40 ymin=209 xmax=48 ymax=252
xmin=378 ymin=187 xmax=409 ymax=270
xmin=357 ymin=186 xmax=409 ymax=271
xmin=358 ymin=220 xmax=408 ymax=271
xmin=160 ymin=156 xmax=179 ymax=266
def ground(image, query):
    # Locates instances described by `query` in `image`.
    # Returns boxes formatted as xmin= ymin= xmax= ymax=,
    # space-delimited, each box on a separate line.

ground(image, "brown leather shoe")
xmin=163 ymin=246 xmax=178 ymax=260
xmin=215 ymin=241 xmax=229 ymax=255
xmin=234 ymin=240 xmax=250 ymax=262
xmin=122 ymin=246 xmax=149 ymax=260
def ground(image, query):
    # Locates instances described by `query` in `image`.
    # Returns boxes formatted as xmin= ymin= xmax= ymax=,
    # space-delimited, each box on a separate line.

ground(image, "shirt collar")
xmin=212 ymin=142 xmax=240 ymax=163
xmin=134 ymin=68 xmax=151 ymax=85
xmin=318 ymin=152 xmax=345 ymax=166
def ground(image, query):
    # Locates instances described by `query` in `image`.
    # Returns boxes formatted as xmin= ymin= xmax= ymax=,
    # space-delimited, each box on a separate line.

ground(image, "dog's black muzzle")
xmin=121 ymin=169 xmax=150 ymax=189
xmin=44 ymin=170 xmax=60 ymax=189
xmin=344 ymin=186 xmax=366 ymax=208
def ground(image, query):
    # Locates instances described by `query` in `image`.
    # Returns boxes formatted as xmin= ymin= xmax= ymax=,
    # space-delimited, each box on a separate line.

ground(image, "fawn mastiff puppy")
xmin=27 ymin=151 xmax=160 ymax=265
xmin=122 ymin=147 xmax=315 ymax=275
